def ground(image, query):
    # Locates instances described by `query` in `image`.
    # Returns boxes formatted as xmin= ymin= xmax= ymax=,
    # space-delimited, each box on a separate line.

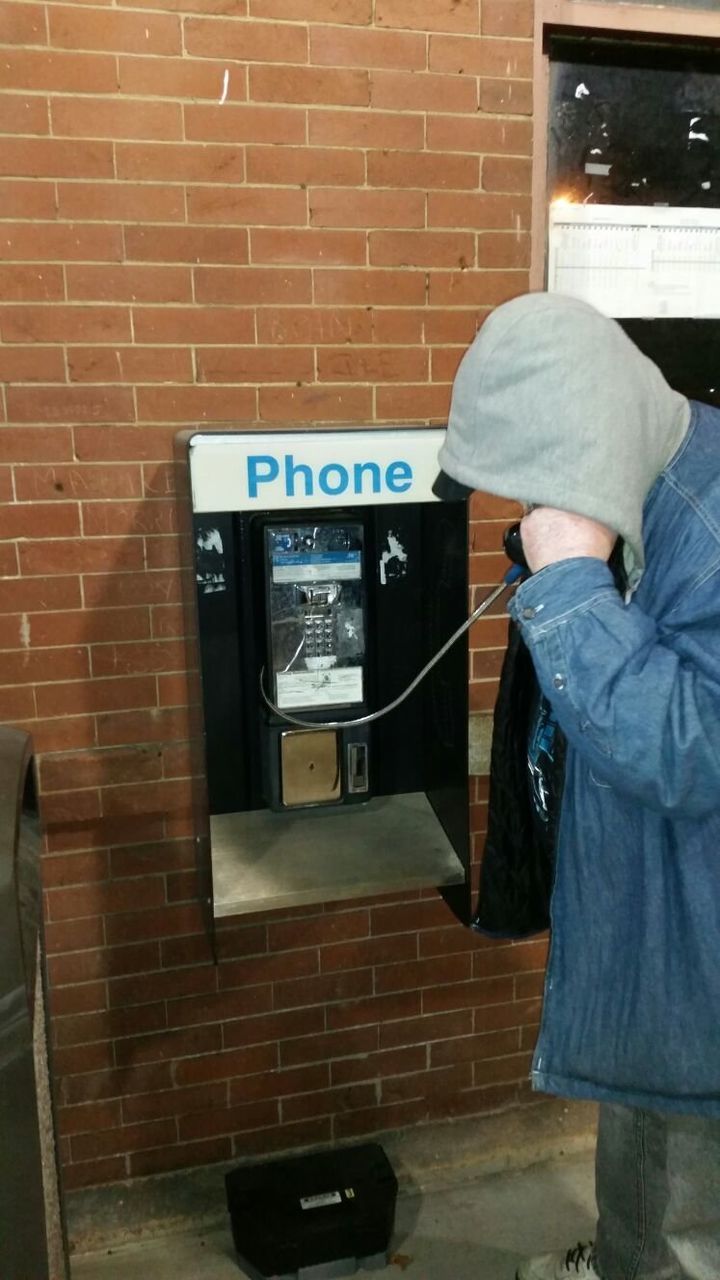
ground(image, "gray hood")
xmin=437 ymin=292 xmax=691 ymax=589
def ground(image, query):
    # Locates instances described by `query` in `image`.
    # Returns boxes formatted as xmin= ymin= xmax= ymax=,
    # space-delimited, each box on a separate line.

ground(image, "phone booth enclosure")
xmin=178 ymin=428 xmax=472 ymax=929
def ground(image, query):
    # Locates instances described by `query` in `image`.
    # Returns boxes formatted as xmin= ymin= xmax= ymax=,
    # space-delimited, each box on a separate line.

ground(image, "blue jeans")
xmin=594 ymin=1103 xmax=720 ymax=1280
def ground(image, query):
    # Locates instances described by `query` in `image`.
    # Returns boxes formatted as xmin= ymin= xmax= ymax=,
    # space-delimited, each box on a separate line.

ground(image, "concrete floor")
xmin=71 ymin=1149 xmax=597 ymax=1280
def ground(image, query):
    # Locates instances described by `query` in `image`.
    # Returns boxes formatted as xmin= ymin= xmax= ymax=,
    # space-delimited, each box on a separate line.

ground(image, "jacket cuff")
xmin=508 ymin=558 xmax=619 ymax=638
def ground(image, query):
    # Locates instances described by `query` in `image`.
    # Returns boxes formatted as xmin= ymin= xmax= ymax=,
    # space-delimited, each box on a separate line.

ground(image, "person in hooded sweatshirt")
xmin=434 ymin=292 xmax=720 ymax=1280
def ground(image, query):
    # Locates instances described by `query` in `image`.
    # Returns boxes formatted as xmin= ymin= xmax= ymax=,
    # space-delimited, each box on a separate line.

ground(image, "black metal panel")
xmin=367 ymin=504 xmax=426 ymax=797
xmin=193 ymin=512 xmax=249 ymax=815
xmin=422 ymin=502 xmax=472 ymax=926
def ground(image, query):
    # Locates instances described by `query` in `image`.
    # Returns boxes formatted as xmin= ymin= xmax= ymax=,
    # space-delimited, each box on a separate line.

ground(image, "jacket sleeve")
xmin=509 ymin=557 xmax=720 ymax=818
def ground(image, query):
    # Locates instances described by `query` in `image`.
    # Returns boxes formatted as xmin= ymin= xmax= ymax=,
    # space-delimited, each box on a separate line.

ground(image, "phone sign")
xmin=187 ymin=429 xmax=445 ymax=513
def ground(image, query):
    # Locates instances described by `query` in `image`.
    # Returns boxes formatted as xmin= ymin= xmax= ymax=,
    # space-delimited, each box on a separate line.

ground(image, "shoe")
xmin=516 ymin=1241 xmax=599 ymax=1279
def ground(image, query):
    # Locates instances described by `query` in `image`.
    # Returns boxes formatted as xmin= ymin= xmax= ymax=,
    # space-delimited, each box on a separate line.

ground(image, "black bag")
xmin=471 ymin=620 xmax=565 ymax=939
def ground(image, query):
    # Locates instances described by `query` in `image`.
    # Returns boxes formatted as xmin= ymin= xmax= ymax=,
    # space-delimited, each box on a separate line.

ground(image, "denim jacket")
xmin=508 ymin=400 xmax=720 ymax=1115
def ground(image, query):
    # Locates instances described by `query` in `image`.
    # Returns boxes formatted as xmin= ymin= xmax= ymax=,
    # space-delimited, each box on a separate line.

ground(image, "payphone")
xmin=178 ymin=427 xmax=475 ymax=927
xmin=259 ymin=516 xmax=370 ymax=810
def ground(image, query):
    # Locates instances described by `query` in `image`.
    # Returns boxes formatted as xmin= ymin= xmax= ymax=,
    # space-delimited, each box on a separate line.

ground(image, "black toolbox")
xmin=225 ymin=1142 xmax=398 ymax=1279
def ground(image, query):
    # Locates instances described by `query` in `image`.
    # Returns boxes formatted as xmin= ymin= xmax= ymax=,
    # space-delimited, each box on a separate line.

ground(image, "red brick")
xmin=1 ymin=304 xmax=131 ymax=343
xmin=51 ymin=96 xmax=180 ymax=141
xmin=194 ymin=266 xmax=311 ymax=305
xmin=281 ymin=1025 xmax=377 ymax=1068
xmin=371 ymin=68 xmax=476 ymax=112
xmin=367 ymin=149 xmax=480 ymax=190
xmin=19 ymin=532 xmax=144 ymax=578
xmin=380 ymin=383 xmax=445 ymax=428
xmin=122 ymin=1081 xmax=227 ymax=1124
xmin=376 ymin=0 xmax=477 ymax=33
xmin=118 ymin=54 xmax=246 ymax=100
xmin=247 ymin=144 xmax=364 ymax=187
xmin=314 ymin=268 xmax=425 ymax=306
xmin=186 ymin=186 xmax=307 ymax=226
xmin=57 ymin=182 xmax=184 ymax=223
xmin=48 ymin=7 xmax=181 ymax=56
xmin=178 ymin=1098 xmax=278 ymax=1142
xmin=428 ymin=190 xmax=531 ymax=231
xmin=42 ymin=851 xmax=111 ymax=891
xmin=68 ymin=347 xmax=193 ymax=385
xmin=252 ymin=227 xmax=363 ymax=264
xmin=482 ymin=0 xmax=533 ymax=36
xmin=0 ymin=578 xmax=80 ymax=616
xmin=334 ymin=1098 xmax=427 ymax=1139
xmin=58 ymin=1099 xmax=122 ymax=1137
xmin=309 ymin=107 xmax=423 ymax=150
xmin=73 ymin=424 xmax=185 ymax=461
xmin=428 ymin=270 xmax=528 ymax=308
xmin=15 ymin=464 xmax=142 ymax=502
xmin=166 ymin=983 xmax=273 ymax=1028
xmin=320 ymin=933 xmax=416 ymax=973
xmin=125 ymin=226 xmax=248 ymax=265
xmin=184 ymin=17 xmax=307 ymax=62
xmin=96 ymin=708 xmax=189 ymax=751
xmin=0 ymin=644 xmax=89 ymax=690
xmin=429 ymin=34 xmax=532 ymax=78
xmin=175 ymin=1043 xmax=277 ymax=1086
xmin=82 ymin=499 xmax=176 ymax=538
xmin=62 ymin=1157 xmax=127 ymax=1190
xmin=196 ymin=346 xmax=315 ymax=384
xmin=6 ymin=386 xmax=135 ymax=425
xmin=91 ymin=637 xmax=185 ymax=677
xmin=327 ymin=990 xmax=421 ymax=1031
xmin=478 ymin=231 xmax=531 ymax=268
xmin=0 ymin=346 xmax=66 ymax=382
xmin=184 ymin=102 xmax=305 ymax=145
xmin=251 ymin=64 xmax=368 ymax=106
xmin=135 ymin=385 xmax=256 ymax=424
xmin=133 ymin=306 xmax=255 ymax=345
xmin=251 ymin=0 xmax=370 ymax=20
xmin=129 ymin=1137 xmax=232 ymax=1181
xmin=42 ymin=746 xmax=163 ymax=794
xmin=0 ymin=425 xmax=72 ymax=462
xmin=369 ymin=230 xmax=475 ymax=268
xmin=116 ymin=141 xmax=244 ymax=184
xmin=61 ymin=1062 xmax=171 ymax=1105
xmin=427 ymin=115 xmax=532 ymax=156
xmin=258 ymin=384 xmax=373 ymax=423
xmin=480 ymin=78 xmax=533 ymax=116
xmin=483 ymin=155 xmax=532 ymax=194
xmin=379 ymin=1009 xmax=472 ymax=1048
xmin=45 ymin=915 xmax=105 ymax=955
xmin=319 ymin=345 xmax=428 ymax=383
xmin=0 ymin=94 xmax=50 ymax=135
xmin=310 ymin=25 xmax=425 ymax=70
xmin=70 ymin=1119 xmax=177 ymax=1162
xmin=0 ymin=48 xmax=118 ymax=93
xmin=0 ymin=179 xmax=56 ymax=220
xmin=35 ymin=674 xmax=156 ymax=717
xmin=0 ymin=222 xmax=122 ymax=261
xmin=0 ymin=137 xmax=114 ymax=178
xmin=113 ymin=1025 xmax=221 ymax=1068
xmin=104 ymin=902 xmax=204 ymax=947
xmin=222 ymin=1007 xmax=325 ymax=1051
xmin=258 ymin=306 xmax=372 ymax=347
xmin=0 ymin=686 xmax=35 ymax=720
xmin=0 ymin=2 xmax=45 ymax=44
xmin=66 ymin=264 xmax=191 ymax=304
xmin=310 ymin=188 xmax=424 ymax=229
xmin=0 ymin=544 xmax=18 ymax=575
xmin=0 ymin=264 xmax=63 ymax=301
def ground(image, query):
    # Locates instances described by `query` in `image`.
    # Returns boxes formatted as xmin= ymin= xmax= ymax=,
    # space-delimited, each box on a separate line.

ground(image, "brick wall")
xmin=0 ymin=0 xmax=547 ymax=1190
